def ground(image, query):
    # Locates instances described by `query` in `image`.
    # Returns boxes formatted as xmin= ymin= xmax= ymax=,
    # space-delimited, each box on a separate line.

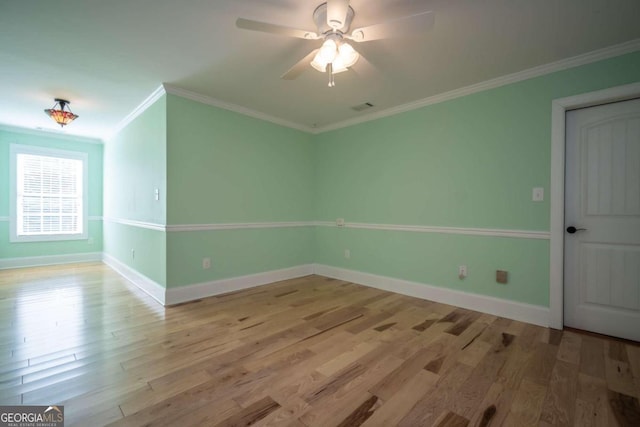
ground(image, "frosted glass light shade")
xmin=338 ymin=42 xmax=359 ymax=68
xmin=310 ymin=39 xmax=359 ymax=74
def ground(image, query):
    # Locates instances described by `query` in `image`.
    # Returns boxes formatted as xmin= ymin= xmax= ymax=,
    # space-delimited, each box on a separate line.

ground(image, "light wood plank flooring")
xmin=1 ymin=263 xmax=639 ymax=426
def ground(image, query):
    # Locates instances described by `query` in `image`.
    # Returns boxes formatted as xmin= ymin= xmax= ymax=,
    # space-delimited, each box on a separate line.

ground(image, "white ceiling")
xmin=1 ymin=0 xmax=639 ymax=140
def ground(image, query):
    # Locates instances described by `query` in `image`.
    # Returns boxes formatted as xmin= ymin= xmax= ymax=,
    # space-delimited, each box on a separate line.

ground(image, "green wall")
xmin=104 ymin=96 xmax=167 ymax=225
xmin=166 ymin=96 xmax=314 ymax=223
xmin=103 ymin=95 xmax=167 ymax=286
xmin=102 ymin=221 xmax=167 ymax=286
xmin=0 ymin=128 xmax=103 ymax=260
xmin=165 ymin=95 xmax=314 ymax=287
xmin=167 ymin=227 xmax=313 ymax=287
xmin=314 ymin=51 xmax=640 ymax=306
xmin=103 ymin=94 xmax=315 ymax=289
xmin=8 ymin=50 xmax=637 ymax=310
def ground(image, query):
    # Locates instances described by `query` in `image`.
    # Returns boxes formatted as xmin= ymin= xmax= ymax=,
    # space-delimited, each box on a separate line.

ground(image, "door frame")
xmin=549 ymin=82 xmax=640 ymax=329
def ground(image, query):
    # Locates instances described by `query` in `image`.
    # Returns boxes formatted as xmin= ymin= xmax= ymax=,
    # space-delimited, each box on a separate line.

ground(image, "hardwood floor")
xmin=1 ymin=263 xmax=639 ymax=426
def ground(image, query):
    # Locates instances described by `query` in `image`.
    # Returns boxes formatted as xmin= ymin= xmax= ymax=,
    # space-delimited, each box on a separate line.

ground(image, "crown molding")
xmin=163 ymin=84 xmax=314 ymax=133
xmin=109 ymin=39 xmax=640 ymax=137
xmin=0 ymin=124 xmax=103 ymax=144
xmin=314 ymin=38 xmax=640 ymax=134
xmin=107 ymin=85 xmax=166 ymax=141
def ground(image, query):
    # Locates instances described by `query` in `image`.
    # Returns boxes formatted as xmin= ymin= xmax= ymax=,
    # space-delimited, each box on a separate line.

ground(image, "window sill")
xmin=10 ymin=233 xmax=89 ymax=243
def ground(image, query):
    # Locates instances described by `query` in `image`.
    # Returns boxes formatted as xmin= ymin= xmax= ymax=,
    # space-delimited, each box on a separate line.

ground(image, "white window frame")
xmin=9 ymin=144 xmax=89 ymax=242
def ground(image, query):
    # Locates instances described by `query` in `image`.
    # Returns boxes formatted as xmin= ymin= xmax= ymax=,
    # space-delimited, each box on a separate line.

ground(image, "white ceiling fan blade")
xmin=281 ymin=49 xmax=319 ymax=80
xmin=348 ymin=53 xmax=380 ymax=80
xmin=236 ymin=18 xmax=319 ymax=40
xmin=327 ymin=0 xmax=350 ymax=30
xmin=348 ymin=11 xmax=434 ymax=42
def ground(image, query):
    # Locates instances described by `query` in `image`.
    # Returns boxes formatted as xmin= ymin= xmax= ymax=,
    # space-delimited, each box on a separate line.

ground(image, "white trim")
xmin=314 ymin=221 xmax=550 ymax=240
xmin=102 ymin=217 xmax=549 ymax=239
xmin=166 ymin=221 xmax=315 ymax=232
xmin=163 ymin=84 xmax=314 ymax=133
xmin=103 ymin=217 xmax=166 ymax=231
xmin=165 ymin=264 xmax=314 ymax=305
xmin=315 ymin=39 xmax=640 ymax=134
xmin=107 ymin=85 xmax=166 ymax=140
xmin=0 ymin=216 xmax=8 ymax=222
xmin=0 ymin=124 xmax=103 ymax=144
xmin=107 ymin=40 xmax=639 ymax=138
xmin=102 ymin=253 xmax=166 ymax=305
xmin=103 ymin=218 xmax=316 ymax=232
xmin=313 ymin=264 xmax=550 ymax=327
xmin=9 ymin=144 xmax=89 ymax=243
xmin=0 ymin=252 xmax=102 ymax=270
xmin=549 ymin=82 xmax=640 ymax=330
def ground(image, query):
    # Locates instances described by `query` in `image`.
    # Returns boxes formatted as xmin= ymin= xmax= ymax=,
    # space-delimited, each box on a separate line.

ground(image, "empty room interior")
xmin=1 ymin=1 xmax=640 ymax=426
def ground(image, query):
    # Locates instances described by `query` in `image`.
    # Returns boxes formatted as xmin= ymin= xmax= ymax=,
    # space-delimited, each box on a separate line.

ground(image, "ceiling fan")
xmin=236 ymin=0 xmax=435 ymax=87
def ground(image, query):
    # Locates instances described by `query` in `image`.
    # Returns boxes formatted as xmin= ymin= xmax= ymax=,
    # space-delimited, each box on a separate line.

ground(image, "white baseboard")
xmin=165 ymin=264 xmax=314 ymax=305
xmin=102 ymin=253 xmax=166 ymax=305
xmin=2 ymin=253 xmax=549 ymax=328
xmin=0 ymin=252 xmax=103 ymax=270
xmin=100 ymin=257 xmax=313 ymax=307
xmin=312 ymin=264 xmax=550 ymax=327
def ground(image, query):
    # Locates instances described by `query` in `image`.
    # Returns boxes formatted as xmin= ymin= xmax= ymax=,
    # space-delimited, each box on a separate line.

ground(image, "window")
xmin=10 ymin=144 xmax=88 ymax=242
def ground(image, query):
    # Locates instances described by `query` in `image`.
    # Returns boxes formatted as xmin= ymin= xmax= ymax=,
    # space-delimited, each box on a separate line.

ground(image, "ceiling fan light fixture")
xmin=327 ymin=0 xmax=350 ymax=30
xmin=44 ymin=98 xmax=78 ymax=127
xmin=236 ymin=1 xmax=436 ymax=87
xmin=311 ymin=51 xmax=328 ymax=72
xmin=311 ymin=38 xmax=359 ymax=74
xmin=311 ymin=38 xmax=339 ymax=72
xmin=318 ymin=39 xmax=338 ymax=63
xmin=329 ymin=58 xmax=349 ymax=74
xmin=337 ymin=42 xmax=359 ymax=68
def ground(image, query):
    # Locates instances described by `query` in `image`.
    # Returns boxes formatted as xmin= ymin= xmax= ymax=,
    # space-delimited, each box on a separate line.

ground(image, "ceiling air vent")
xmin=351 ymin=102 xmax=374 ymax=112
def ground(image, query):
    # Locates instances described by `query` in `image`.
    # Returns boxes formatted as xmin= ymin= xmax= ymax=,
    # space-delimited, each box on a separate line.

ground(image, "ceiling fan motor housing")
xmin=313 ymin=3 xmax=355 ymax=34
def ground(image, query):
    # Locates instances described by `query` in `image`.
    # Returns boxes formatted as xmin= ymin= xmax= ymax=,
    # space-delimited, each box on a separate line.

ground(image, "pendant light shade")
xmin=44 ymin=99 xmax=78 ymax=127
xmin=310 ymin=38 xmax=359 ymax=76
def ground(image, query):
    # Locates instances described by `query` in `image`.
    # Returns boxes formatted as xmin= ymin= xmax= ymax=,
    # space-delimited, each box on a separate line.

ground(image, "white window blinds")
xmin=15 ymin=152 xmax=84 ymax=237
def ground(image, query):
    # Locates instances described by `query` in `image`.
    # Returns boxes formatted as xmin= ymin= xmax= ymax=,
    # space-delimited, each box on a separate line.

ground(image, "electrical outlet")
xmin=532 ymin=187 xmax=544 ymax=202
xmin=131 ymin=249 xmax=135 ymax=260
xmin=202 ymin=257 xmax=211 ymax=269
xmin=496 ymin=270 xmax=508 ymax=284
xmin=344 ymin=249 xmax=351 ymax=259
xmin=336 ymin=218 xmax=345 ymax=227
xmin=458 ymin=265 xmax=467 ymax=279
xmin=154 ymin=188 xmax=160 ymax=201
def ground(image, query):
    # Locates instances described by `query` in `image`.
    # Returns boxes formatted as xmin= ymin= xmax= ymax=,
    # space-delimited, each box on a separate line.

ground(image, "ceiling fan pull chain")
xmin=328 ymin=63 xmax=335 ymax=87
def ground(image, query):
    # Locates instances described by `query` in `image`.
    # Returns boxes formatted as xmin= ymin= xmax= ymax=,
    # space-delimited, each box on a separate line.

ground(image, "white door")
xmin=564 ymin=98 xmax=640 ymax=342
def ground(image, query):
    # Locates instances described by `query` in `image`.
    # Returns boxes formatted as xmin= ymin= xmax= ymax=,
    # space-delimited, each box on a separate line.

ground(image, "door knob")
xmin=566 ymin=226 xmax=587 ymax=234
